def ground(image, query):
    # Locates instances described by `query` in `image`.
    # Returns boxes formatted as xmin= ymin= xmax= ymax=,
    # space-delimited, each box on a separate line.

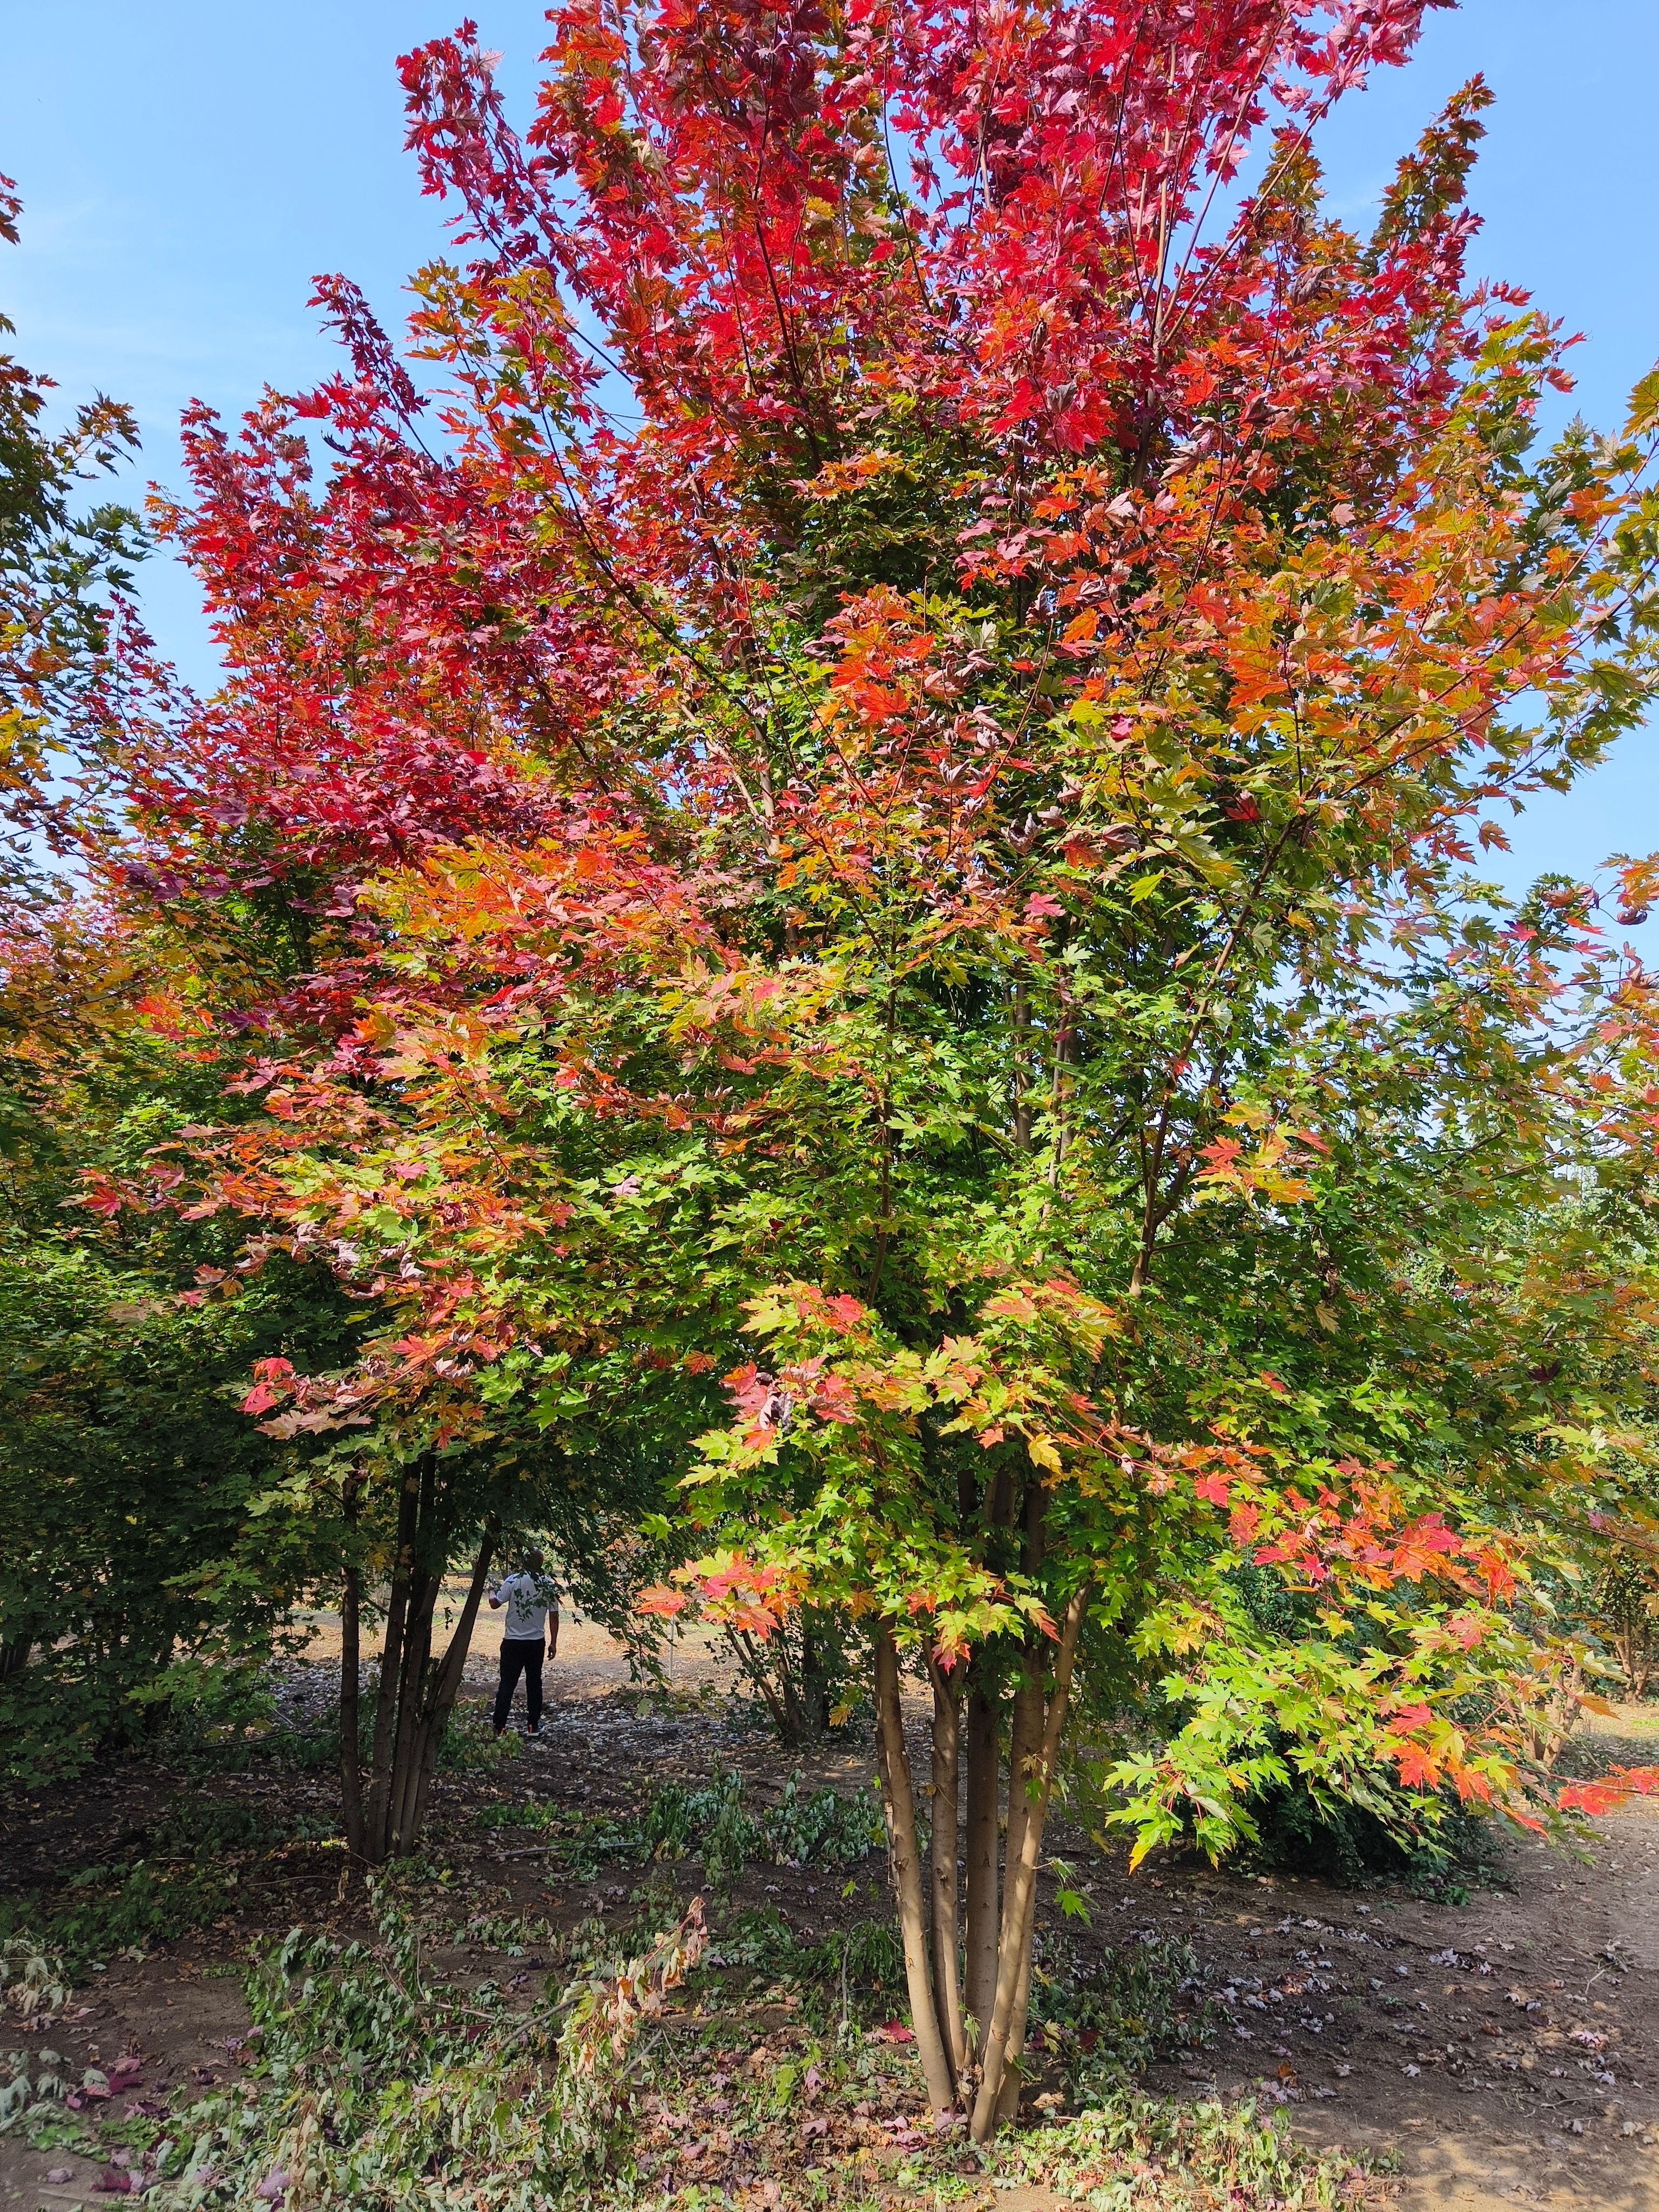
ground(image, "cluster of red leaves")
xmin=1557 ymin=1766 xmax=1659 ymax=1817
xmin=637 ymin=1549 xmax=803 ymax=1639
xmin=1170 ymin=1443 xmax=1519 ymax=1604
xmin=108 ymin=0 xmax=1565 ymax=934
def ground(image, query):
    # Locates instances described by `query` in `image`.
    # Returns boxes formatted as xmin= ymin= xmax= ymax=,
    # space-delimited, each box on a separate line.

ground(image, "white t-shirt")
xmin=494 ymin=1572 xmax=558 ymax=1642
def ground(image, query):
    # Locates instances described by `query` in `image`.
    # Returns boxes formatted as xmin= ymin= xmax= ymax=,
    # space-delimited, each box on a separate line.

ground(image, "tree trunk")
xmin=874 ymin=1628 xmax=956 ymax=2110
xmin=725 ymin=1623 xmax=794 ymax=1738
xmin=1615 ymin=1622 xmax=1651 ymax=1699
xmin=926 ymin=1653 xmax=967 ymax=2079
xmin=800 ymin=1607 xmax=833 ymax=1736
xmin=350 ymin=1456 xmax=495 ymax=1865
xmin=873 ymin=1560 xmax=1088 ymax=2136
xmin=363 ymin=1467 xmax=419 ymax=1859
xmin=340 ymin=1472 xmax=365 ymax=1862
xmin=382 ymin=1455 xmax=441 ymax=1851
xmin=1002 ymin=1670 xmax=1042 ymax=1910
xmin=963 ymin=1678 xmax=1000 ymax=2059
xmin=385 ymin=1546 xmax=437 ymax=1852
xmin=995 ymin=1913 xmax=1038 ymax=2125
xmin=1011 ymin=981 xmax=1033 ymax=1154
xmin=988 ymin=1479 xmax=1048 ymax=2102
xmin=970 ymin=1587 xmax=1087 ymax=2142
xmin=727 ymin=1608 xmax=836 ymax=1745
xmin=993 ymin=1663 xmax=1043 ymax=2119
xmin=401 ymin=1532 xmax=496 ymax=1845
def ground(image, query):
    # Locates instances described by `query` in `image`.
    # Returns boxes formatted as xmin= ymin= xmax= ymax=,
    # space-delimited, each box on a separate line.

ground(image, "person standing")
xmin=489 ymin=1547 xmax=559 ymax=1738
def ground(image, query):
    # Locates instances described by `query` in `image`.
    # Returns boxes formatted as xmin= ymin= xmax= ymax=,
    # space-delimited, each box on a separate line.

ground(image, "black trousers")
xmin=493 ymin=1637 xmax=544 ymax=1730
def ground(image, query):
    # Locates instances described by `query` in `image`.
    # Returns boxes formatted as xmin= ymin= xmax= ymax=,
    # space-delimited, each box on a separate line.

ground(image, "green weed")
xmin=702 ymin=1906 xmax=906 ymax=2034
xmin=477 ymin=1769 xmax=884 ymax=1894
xmin=636 ymin=1766 xmax=884 ymax=1890
xmin=1034 ymin=1931 xmax=1221 ymax=2098
xmin=0 ymin=1859 xmax=233 ymax=1979
xmin=991 ymin=2088 xmax=1373 ymax=2209
xmin=756 ymin=1769 xmax=886 ymax=1869
xmin=642 ymin=1769 xmax=754 ymax=1890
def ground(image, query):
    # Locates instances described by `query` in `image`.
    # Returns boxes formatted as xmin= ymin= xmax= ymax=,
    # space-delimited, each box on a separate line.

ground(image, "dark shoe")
xmin=526 ymin=1725 xmax=543 ymax=1740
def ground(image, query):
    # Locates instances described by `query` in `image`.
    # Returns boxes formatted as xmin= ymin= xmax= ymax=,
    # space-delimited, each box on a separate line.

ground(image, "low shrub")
xmin=1240 ymin=1777 xmax=1507 ymax=1903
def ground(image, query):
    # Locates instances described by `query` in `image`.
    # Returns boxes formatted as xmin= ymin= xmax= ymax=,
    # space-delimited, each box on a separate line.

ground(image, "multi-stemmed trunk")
xmin=871 ymin=1556 xmax=1087 ymax=2140
xmin=339 ymin=1456 xmax=495 ymax=1866
xmin=723 ymin=1603 xmax=839 ymax=1744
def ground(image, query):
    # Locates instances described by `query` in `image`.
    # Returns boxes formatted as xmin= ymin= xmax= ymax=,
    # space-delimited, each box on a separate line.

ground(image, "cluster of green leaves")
xmin=643 ymin=1768 xmax=884 ymax=1889
xmin=0 ymin=1021 xmax=366 ymax=1783
xmin=992 ymin=2092 xmax=1375 ymax=2212
xmin=479 ymin=1768 xmax=885 ymax=1891
xmin=0 ymin=1231 xmax=343 ymax=1782
xmin=0 ymin=173 xmax=145 ymax=891
xmin=1236 ymin=1766 xmax=1509 ymax=1903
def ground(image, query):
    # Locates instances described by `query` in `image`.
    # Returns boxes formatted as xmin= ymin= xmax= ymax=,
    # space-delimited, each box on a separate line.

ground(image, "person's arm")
xmin=547 ymin=1594 xmax=559 ymax=1657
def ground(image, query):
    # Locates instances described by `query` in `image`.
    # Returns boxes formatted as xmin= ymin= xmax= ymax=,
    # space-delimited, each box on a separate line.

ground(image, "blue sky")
xmin=2 ymin=1 xmax=1655 ymax=901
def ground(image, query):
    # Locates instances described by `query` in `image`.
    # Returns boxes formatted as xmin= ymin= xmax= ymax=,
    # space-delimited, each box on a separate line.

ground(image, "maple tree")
xmin=92 ymin=0 xmax=1659 ymax=2132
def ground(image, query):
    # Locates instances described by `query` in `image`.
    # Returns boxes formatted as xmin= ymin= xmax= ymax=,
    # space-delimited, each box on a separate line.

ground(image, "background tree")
xmin=0 ymin=172 xmax=145 ymax=892
xmin=0 ymin=184 xmax=365 ymax=1783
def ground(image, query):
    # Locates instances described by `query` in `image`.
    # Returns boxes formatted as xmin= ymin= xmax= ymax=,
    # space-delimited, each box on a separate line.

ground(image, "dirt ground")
xmin=5 ymin=1618 xmax=1659 ymax=2212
